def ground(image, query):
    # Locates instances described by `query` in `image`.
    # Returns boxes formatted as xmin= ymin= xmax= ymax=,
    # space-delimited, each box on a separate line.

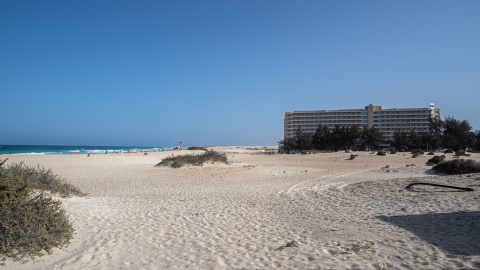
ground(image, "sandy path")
xmin=2 ymin=149 xmax=480 ymax=269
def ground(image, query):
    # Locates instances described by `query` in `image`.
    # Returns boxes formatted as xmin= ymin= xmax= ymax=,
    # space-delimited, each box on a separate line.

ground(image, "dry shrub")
xmin=432 ymin=159 xmax=480 ymax=175
xmin=427 ymin=152 xmax=435 ymax=155
xmin=349 ymin=154 xmax=358 ymax=160
xmin=390 ymin=150 xmax=398 ymax=154
xmin=455 ymin=150 xmax=471 ymax=157
xmin=4 ymin=162 xmax=84 ymax=197
xmin=444 ymin=149 xmax=454 ymax=154
xmin=426 ymin=155 xmax=446 ymax=166
xmin=377 ymin=151 xmax=386 ymax=156
xmin=411 ymin=149 xmax=424 ymax=155
xmin=156 ymin=151 xmax=228 ymax=168
xmin=186 ymin=147 xmax=208 ymax=151
xmin=1 ymin=159 xmax=82 ymax=264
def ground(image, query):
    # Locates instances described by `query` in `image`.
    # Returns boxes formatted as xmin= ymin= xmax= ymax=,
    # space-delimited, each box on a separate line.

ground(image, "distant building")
xmin=284 ymin=104 xmax=441 ymax=141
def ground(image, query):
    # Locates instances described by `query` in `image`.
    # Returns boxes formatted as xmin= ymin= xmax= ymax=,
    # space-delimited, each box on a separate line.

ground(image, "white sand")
xmin=2 ymin=148 xmax=480 ymax=269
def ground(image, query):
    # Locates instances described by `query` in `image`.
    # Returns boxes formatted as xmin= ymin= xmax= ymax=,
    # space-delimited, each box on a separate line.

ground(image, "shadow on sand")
xmin=377 ymin=211 xmax=480 ymax=255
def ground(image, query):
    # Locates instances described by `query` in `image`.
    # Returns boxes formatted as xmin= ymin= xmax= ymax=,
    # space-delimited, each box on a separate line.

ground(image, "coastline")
xmin=3 ymin=147 xmax=480 ymax=269
xmin=0 ymin=145 xmax=176 ymax=155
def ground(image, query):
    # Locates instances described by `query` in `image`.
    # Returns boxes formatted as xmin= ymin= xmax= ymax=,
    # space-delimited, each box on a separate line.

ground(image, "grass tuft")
xmin=156 ymin=151 xmax=228 ymax=168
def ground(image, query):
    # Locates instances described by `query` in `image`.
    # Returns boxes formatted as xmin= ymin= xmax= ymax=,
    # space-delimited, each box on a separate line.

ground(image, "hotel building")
xmin=284 ymin=104 xmax=441 ymax=141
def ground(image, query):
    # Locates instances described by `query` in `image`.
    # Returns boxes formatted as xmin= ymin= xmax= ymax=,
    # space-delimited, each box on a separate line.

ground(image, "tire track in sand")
xmin=280 ymin=168 xmax=380 ymax=195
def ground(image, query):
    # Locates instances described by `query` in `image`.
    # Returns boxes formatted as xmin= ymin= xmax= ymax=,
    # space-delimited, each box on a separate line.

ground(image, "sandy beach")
xmin=2 ymin=147 xmax=480 ymax=269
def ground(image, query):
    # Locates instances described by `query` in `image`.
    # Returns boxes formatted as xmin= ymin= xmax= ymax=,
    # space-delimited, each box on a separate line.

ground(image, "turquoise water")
xmin=0 ymin=145 xmax=172 ymax=155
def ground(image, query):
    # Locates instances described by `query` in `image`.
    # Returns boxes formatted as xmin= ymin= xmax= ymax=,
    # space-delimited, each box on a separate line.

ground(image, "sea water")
xmin=0 ymin=145 xmax=171 ymax=155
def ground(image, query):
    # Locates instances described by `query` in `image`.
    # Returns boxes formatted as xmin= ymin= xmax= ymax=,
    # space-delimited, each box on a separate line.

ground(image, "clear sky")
xmin=1 ymin=1 xmax=479 ymax=147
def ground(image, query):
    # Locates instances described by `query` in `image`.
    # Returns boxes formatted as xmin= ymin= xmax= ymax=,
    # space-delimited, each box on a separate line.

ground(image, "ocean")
xmin=0 ymin=145 xmax=172 ymax=155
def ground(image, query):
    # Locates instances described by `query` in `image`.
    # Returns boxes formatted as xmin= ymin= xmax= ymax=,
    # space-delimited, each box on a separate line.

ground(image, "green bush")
xmin=4 ymin=162 xmax=84 ymax=197
xmin=0 ymin=159 xmax=83 ymax=265
xmin=156 ymin=151 xmax=228 ymax=168
xmin=432 ymin=159 xmax=480 ymax=174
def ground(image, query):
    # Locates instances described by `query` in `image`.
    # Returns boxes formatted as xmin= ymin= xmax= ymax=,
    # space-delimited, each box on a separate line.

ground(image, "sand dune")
xmin=2 ymin=148 xmax=480 ymax=269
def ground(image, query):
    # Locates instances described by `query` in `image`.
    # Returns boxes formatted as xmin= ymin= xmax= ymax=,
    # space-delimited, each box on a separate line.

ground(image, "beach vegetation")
xmin=455 ymin=150 xmax=470 ymax=157
xmin=186 ymin=147 xmax=208 ymax=151
xmin=426 ymin=155 xmax=446 ymax=165
xmin=333 ymin=241 xmax=375 ymax=256
xmin=280 ymin=124 xmax=383 ymax=153
xmin=295 ymin=127 xmax=313 ymax=151
xmin=156 ymin=151 xmax=228 ymax=168
xmin=377 ymin=151 xmax=386 ymax=156
xmin=2 ymin=162 xmax=84 ymax=197
xmin=349 ymin=243 xmax=361 ymax=253
xmin=390 ymin=130 xmax=438 ymax=151
xmin=282 ymin=116 xmax=480 ymax=153
xmin=334 ymin=247 xmax=350 ymax=256
xmin=432 ymin=159 xmax=480 ymax=174
xmin=376 ymin=263 xmax=393 ymax=270
xmin=278 ymin=137 xmax=297 ymax=153
xmin=389 ymin=116 xmax=479 ymax=152
xmin=474 ymin=130 xmax=480 ymax=151
xmin=442 ymin=117 xmax=474 ymax=151
xmin=274 ymin=240 xmax=298 ymax=251
xmin=411 ymin=149 xmax=424 ymax=155
xmin=312 ymin=124 xmax=331 ymax=150
xmin=360 ymin=126 xmax=384 ymax=150
xmin=1 ymin=159 xmax=83 ymax=265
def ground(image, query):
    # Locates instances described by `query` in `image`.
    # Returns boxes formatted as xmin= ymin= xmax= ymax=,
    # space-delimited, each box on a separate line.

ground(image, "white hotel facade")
xmin=284 ymin=104 xmax=441 ymax=141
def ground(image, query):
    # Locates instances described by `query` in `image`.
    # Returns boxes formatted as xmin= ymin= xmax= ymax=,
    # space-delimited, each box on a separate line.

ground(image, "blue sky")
xmin=1 ymin=0 xmax=479 ymax=147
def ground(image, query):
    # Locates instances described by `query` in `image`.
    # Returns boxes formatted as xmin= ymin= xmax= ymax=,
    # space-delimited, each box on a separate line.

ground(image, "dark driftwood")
xmin=406 ymin=182 xmax=474 ymax=192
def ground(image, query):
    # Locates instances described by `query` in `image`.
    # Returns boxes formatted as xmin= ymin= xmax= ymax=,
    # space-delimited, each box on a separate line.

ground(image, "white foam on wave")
xmin=13 ymin=152 xmax=46 ymax=155
xmin=88 ymin=150 xmax=109 ymax=154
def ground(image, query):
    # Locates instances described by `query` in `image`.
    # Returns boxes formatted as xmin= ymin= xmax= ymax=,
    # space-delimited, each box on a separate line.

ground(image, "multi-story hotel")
xmin=284 ymin=104 xmax=441 ymax=141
